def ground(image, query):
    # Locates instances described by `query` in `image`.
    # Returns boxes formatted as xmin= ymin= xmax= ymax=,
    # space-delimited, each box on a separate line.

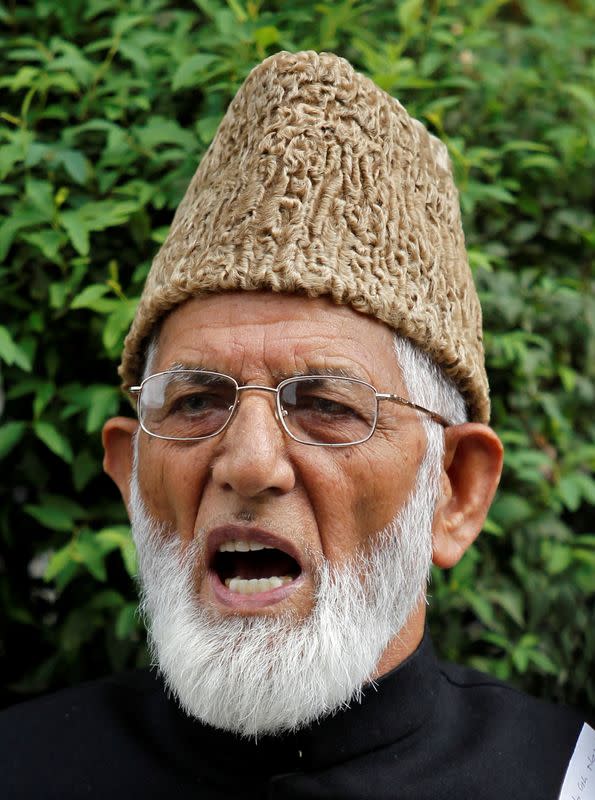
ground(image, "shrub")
xmin=0 ymin=0 xmax=593 ymax=710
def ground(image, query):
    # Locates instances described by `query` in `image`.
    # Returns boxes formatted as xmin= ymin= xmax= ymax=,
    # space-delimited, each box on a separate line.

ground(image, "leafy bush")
xmin=1 ymin=0 xmax=593 ymax=711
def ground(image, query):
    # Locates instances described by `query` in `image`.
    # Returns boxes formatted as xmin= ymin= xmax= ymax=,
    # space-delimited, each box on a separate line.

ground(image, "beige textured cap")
xmin=120 ymin=50 xmax=490 ymax=423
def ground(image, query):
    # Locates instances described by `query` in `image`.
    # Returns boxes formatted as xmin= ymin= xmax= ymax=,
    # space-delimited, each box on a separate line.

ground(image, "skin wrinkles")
xmin=133 ymin=292 xmax=426 ymax=624
xmin=163 ymin=299 xmax=391 ymax=389
xmin=161 ymin=361 xmax=376 ymax=384
xmin=105 ymin=290 xmax=504 ymax=676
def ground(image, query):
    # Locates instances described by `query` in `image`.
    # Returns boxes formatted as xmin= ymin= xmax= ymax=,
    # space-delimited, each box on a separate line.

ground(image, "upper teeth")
xmin=218 ymin=540 xmax=275 ymax=552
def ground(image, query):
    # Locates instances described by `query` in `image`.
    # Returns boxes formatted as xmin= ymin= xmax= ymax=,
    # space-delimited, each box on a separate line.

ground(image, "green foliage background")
xmin=1 ymin=0 xmax=593 ymax=711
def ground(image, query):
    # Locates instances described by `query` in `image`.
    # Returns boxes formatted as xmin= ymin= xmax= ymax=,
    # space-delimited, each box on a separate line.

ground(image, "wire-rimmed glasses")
xmin=130 ymin=369 xmax=450 ymax=447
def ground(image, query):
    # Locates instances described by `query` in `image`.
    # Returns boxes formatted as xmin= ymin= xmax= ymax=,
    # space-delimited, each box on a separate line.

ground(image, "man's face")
xmin=135 ymin=291 xmax=427 ymax=622
xmin=106 ymin=290 xmax=502 ymax=736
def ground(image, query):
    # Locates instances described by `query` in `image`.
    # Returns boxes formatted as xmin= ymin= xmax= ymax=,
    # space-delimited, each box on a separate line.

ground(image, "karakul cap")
xmin=120 ymin=50 xmax=490 ymax=423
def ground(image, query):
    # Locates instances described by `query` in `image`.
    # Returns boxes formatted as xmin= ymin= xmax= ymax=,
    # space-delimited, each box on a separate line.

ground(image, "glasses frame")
xmin=129 ymin=369 xmax=450 ymax=447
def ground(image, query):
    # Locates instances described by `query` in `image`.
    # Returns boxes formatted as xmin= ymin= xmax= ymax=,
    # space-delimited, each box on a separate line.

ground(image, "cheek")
xmin=368 ymin=436 xmax=424 ymax=515
xmin=315 ymin=438 xmax=424 ymax=562
xmin=137 ymin=438 xmax=211 ymax=540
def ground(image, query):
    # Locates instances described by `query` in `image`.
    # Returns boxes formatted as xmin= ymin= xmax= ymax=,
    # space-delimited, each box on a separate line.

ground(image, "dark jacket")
xmin=0 ymin=632 xmax=587 ymax=799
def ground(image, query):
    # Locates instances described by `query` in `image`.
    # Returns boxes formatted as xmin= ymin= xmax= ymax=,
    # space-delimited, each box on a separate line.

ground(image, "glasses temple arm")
xmin=377 ymin=393 xmax=450 ymax=428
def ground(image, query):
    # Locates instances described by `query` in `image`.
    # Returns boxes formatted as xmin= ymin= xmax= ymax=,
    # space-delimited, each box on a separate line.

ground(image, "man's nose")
xmin=210 ymin=392 xmax=296 ymax=499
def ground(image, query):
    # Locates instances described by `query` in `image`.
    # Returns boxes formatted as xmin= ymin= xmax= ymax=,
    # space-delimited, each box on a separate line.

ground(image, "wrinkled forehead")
xmin=148 ymin=291 xmax=403 ymax=388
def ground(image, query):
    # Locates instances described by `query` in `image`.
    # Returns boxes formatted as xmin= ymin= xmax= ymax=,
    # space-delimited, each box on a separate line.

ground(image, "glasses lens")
xmin=140 ymin=371 xmax=237 ymax=440
xmin=280 ymin=377 xmax=377 ymax=445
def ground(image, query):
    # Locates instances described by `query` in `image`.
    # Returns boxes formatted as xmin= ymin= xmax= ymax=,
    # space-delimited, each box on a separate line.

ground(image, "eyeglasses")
xmin=130 ymin=370 xmax=450 ymax=447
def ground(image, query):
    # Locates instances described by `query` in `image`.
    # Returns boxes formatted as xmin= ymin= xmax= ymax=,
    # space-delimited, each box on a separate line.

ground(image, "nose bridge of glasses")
xmin=236 ymin=384 xmax=278 ymax=396
xmin=234 ymin=384 xmax=286 ymax=424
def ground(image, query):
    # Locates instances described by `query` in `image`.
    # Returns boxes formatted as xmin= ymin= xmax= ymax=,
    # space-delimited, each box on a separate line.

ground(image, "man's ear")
xmin=432 ymin=423 xmax=503 ymax=569
xmin=102 ymin=417 xmax=138 ymax=513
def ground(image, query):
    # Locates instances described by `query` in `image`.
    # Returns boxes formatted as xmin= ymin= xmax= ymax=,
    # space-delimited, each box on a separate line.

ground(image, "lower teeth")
xmin=224 ymin=576 xmax=294 ymax=594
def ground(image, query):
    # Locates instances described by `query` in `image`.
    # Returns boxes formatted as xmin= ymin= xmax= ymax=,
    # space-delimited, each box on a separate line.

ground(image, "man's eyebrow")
xmin=166 ymin=361 xmax=213 ymax=372
xmin=282 ymin=367 xmax=363 ymax=380
xmin=161 ymin=363 xmax=365 ymax=381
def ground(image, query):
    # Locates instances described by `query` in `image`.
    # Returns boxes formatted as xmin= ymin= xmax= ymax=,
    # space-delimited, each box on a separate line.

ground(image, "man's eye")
xmin=171 ymin=392 xmax=222 ymax=414
xmin=301 ymin=395 xmax=357 ymax=417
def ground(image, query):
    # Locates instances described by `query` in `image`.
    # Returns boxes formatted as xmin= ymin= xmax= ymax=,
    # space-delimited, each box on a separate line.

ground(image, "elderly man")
xmin=2 ymin=51 xmax=591 ymax=799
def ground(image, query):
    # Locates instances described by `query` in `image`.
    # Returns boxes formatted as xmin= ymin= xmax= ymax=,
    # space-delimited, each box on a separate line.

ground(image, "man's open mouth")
xmin=211 ymin=538 xmax=302 ymax=596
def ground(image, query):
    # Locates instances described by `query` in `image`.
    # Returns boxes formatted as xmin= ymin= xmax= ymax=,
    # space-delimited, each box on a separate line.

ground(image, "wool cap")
xmin=119 ymin=50 xmax=490 ymax=423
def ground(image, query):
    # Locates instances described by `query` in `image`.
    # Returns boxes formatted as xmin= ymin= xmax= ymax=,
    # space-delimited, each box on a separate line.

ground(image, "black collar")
xmin=166 ymin=629 xmax=440 ymax=775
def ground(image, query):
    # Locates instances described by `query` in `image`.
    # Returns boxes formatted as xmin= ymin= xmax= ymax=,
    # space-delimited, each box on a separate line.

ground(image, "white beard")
xmin=130 ymin=445 xmax=438 ymax=739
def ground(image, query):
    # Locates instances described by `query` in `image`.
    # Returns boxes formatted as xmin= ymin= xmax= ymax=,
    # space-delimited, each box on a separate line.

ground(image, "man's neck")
xmin=371 ymin=601 xmax=426 ymax=680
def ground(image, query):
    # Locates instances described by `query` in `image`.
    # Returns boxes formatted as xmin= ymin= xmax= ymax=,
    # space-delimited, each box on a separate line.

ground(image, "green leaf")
xmin=0 ymin=421 xmax=26 ymax=459
xmin=463 ymin=182 xmax=516 ymax=207
xmin=511 ymin=646 xmax=530 ymax=673
xmin=1 ymin=65 xmax=39 ymax=91
xmin=102 ymin=299 xmax=138 ymax=352
xmin=60 ymin=200 xmax=140 ymax=256
xmin=97 ymin=525 xmax=137 ymax=578
xmin=575 ymin=474 xmax=595 ymax=505
xmin=121 ymin=539 xmax=137 ymax=578
xmin=21 ymin=229 xmax=65 ymax=263
xmin=121 ymin=535 xmax=137 ymax=577
xmin=483 ymin=516 xmax=503 ymax=536
xmin=115 ymin=602 xmax=139 ymax=639
xmin=45 ymin=544 xmax=76 ymax=582
xmin=24 ymin=142 xmax=51 ymax=168
xmin=45 ymin=71 xmax=79 ymax=94
xmin=49 ymin=41 xmax=95 ymax=87
xmin=558 ymin=475 xmax=582 ymax=512
xmin=85 ymin=385 xmax=120 ymax=432
xmin=25 ymin=178 xmax=55 ymax=219
xmin=96 ymin=526 xmax=130 ymax=550
xmin=563 ymin=84 xmax=595 ymax=116
xmin=40 ymin=493 xmax=86 ymax=518
xmin=96 ymin=525 xmax=136 ymax=576
xmin=70 ymin=283 xmax=110 ymax=309
xmin=462 ymin=588 xmax=496 ymax=627
xmin=0 ymin=143 xmax=25 ymax=180
xmin=60 ymin=607 xmax=96 ymax=650
xmin=52 ymin=560 xmax=79 ymax=592
xmin=59 ymin=149 xmax=90 ymax=184
xmin=489 ymin=590 xmax=524 ymax=628
xmin=75 ymin=530 xmax=107 ymax=581
xmin=25 ymin=493 xmax=86 ymax=531
xmin=24 ymin=503 xmax=76 ymax=532
xmin=112 ymin=13 xmax=147 ymax=36
xmin=528 ymin=650 xmax=558 ymax=675
xmin=6 ymin=377 xmax=45 ymax=400
xmin=398 ymin=0 xmax=423 ymax=30
xmin=89 ymin=589 xmax=125 ymax=610
xmin=0 ymin=325 xmax=32 ymax=371
xmin=253 ymin=26 xmax=280 ymax=50
xmin=60 ymin=210 xmax=90 ymax=255
xmin=135 ymin=117 xmax=196 ymax=151
xmin=33 ymin=421 xmax=73 ymax=463
xmin=71 ymin=449 xmax=100 ymax=491
xmin=501 ymin=140 xmax=551 ymax=154
xmin=195 ymin=115 xmax=222 ymax=144
xmin=558 ymin=365 xmax=577 ymax=392
xmin=33 ymin=382 xmax=55 ymax=419
xmin=519 ymin=154 xmax=560 ymax=173
xmin=543 ymin=542 xmax=573 ymax=575
xmin=171 ymin=53 xmax=219 ymax=91
xmin=489 ymin=494 xmax=534 ymax=528
xmin=49 ymin=281 xmax=69 ymax=310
